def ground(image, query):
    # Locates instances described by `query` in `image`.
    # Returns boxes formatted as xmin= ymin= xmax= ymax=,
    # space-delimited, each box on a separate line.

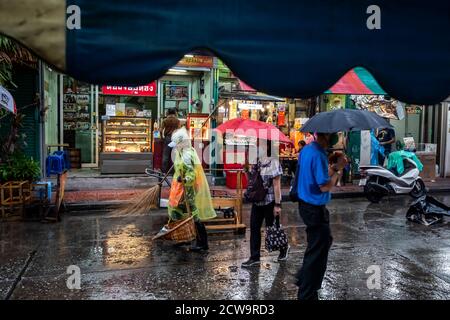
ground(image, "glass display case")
xmin=102 ymin=117 xmax=152 ymax=153
xmin=187 ymin=113 xmax=210 ymax=140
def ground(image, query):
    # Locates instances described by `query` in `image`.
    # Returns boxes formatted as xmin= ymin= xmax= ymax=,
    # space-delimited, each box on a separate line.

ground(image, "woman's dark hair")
xmin=299 ymin=140 xmax=306 ymax=147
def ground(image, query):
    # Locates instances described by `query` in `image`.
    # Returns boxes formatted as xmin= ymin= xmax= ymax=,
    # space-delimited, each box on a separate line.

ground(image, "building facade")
xmin=40 ymin=55 xmax=219 ymax=174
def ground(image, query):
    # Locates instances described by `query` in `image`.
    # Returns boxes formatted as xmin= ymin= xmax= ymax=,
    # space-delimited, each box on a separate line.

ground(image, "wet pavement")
xmin=1 ymin=195 xmax=450 ymax=300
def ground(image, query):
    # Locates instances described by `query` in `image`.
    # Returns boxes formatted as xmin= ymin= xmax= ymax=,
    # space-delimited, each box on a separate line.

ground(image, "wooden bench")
xmin=203 ymin=171 xmax=246 ymax=234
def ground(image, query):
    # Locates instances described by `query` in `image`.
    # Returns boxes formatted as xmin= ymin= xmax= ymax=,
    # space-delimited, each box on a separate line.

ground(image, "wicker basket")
xmin=156 ymin=216 xmax=197 ymax=243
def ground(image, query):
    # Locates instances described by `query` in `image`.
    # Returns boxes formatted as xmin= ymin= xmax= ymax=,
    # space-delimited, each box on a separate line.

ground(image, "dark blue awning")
xmin=41 ymin=1 xmax=450 ymax=104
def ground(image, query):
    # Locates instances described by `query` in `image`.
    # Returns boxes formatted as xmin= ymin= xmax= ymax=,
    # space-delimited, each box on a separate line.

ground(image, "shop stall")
xmin=62 ymin=77 xmax=98 ymax=167
xmin=222 ymin=135 xmax=252 ymax=189
xmin=316 ymin=67 xmax=441 ymax=180
xmin=99 ymin=83 xmax=157 ymax=174
xmin=217 ymin=92 xmax=286 ymax=124
xmin=187 ymin=113 xmax=212 ymax=168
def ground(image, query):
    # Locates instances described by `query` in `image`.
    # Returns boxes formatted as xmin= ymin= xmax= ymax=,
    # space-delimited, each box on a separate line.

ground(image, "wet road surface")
xmin=1 ymin=195 xmax=450 ymax=300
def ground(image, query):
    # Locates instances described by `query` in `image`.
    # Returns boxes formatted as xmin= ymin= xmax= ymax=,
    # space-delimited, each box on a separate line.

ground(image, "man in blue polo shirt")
xmin=296 ymin=132 xmax=348 ymax=300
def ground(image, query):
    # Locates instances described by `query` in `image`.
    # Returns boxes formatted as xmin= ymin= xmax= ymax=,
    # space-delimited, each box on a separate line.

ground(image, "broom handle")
xmin=157 ymin=164 xmax=174 ymax=187
xmin=180 ymin=170 xmax=193 ymax=217
xmin=199 ymin=103 xmax=219 ymax=130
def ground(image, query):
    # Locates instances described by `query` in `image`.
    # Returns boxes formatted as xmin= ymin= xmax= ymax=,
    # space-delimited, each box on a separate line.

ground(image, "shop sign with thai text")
xmin=101 ymin=82 xmax=157 ymax=96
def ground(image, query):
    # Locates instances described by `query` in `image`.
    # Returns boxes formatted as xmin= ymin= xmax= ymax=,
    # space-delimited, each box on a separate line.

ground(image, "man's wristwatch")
xmin=275 ymin=203 xmax=282 ymax=208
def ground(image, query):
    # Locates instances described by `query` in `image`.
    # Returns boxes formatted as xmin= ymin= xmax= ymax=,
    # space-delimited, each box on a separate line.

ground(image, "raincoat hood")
xmin=168 ymin=127 xmax=190 ymax=148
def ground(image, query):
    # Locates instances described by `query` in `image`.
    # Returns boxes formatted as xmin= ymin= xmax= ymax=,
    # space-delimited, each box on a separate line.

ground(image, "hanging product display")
xmin=63 ymin=80 xmax=92 ymax=131
xmin=187 ymin=113 xmax=210 ymax=140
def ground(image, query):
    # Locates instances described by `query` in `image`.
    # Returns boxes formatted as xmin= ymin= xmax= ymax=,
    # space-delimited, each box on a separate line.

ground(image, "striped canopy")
xmin=325 ymin=67 xmax=386 ymax=95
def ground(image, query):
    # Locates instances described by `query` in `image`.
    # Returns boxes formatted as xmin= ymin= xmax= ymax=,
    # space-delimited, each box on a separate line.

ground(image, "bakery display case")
xmin=102 ymin=117 xmax=151 ymax=153
xmin=100 ymin=116 xmax=153 ymax=174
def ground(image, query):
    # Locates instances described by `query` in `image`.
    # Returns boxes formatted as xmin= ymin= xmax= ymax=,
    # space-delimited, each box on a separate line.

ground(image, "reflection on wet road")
xmin=1 ymin=195 xmax=449 ymax=300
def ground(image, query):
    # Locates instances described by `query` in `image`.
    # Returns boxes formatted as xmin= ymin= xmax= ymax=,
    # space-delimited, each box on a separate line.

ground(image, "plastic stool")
xmin=54 ymin=150 xmax=71 ymax=170
xmin=46 ymin=154 xmax=65 ymax=177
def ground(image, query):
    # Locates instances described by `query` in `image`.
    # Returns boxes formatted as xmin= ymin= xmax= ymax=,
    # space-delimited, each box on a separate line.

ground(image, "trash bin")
xmin=224 ymin=163 xmax=248 ymax=189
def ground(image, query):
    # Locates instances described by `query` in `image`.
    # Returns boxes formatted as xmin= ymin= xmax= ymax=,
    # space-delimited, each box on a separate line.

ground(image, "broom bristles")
xmin=111 ymin=184 xmax=161 ymax=216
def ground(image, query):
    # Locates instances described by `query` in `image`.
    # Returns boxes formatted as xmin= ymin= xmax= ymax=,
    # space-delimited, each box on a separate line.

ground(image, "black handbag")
xmin=265 ymin=216 xmax=288 ymax=252
xmin=244 ymin=162 xmax=267 ymax=203
xmin=289 ymin=152 xmax=301 ymax=202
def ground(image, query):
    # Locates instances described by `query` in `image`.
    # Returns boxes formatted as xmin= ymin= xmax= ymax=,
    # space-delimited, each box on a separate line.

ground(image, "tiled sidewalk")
xmin=64 ymin=178 xmax=450 ymax=204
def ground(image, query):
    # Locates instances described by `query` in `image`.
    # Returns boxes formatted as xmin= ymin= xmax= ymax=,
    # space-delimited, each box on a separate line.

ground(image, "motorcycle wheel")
xmin=364 ymin=178 xmax=383 ymax=203
xmin=410 ymin=179 xmax=426 ymax=198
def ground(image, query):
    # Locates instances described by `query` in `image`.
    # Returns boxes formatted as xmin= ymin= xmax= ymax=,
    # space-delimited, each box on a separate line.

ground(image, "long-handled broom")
xmin=112 ymin=103 xmax=220 ymax=216
xmin=111 ymin=164 xmax=174 ymax=215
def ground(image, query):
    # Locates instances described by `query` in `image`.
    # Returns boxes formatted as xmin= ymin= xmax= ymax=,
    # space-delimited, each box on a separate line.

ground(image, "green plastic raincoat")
xmin=168 ymin=146 xmax=216 ymax=221
xmin=387 ymin=151 xmax=423 ymax=175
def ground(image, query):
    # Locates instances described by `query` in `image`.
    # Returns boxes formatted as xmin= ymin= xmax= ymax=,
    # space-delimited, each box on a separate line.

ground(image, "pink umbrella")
xmin=215 ymin=118 xmax=292 ymax=144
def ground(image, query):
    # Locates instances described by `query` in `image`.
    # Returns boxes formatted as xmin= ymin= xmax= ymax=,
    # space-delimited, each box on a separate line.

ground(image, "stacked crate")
xmin=0 ymin=181 xmax=32 ymax=218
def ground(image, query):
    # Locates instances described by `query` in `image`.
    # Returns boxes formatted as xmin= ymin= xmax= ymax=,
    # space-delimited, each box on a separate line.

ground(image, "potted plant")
xmin=0 ymin=152 xmax=41 ymax=210
xmin=0 ymin=153 xmax=41 ymax=183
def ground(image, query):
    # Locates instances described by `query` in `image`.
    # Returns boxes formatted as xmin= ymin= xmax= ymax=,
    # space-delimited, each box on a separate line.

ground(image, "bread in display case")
xmin=102 ymin=116 xmax=152 ymax=153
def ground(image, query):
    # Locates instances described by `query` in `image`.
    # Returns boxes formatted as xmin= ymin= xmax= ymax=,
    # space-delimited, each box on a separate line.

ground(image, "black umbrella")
xmin=299 ymin=109 xmax=393 ymax=133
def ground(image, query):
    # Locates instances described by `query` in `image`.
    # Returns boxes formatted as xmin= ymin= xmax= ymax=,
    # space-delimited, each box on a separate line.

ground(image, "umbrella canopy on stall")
xmin=0 ymin=1 xmax=449 ymax=105
xmin=215 ymin=118 xmax=292 ymax=144
xmin=325 ymin=67 xmax=387 ymax=95
xmin=300 ymin=109 xmax=393 ymax=133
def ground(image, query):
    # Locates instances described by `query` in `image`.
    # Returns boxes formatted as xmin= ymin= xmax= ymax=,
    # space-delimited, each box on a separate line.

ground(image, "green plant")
xmin=0 ymin=152 xmax=40 ymax=183
xmin=0 ymin=35 xmax=36 ymax=87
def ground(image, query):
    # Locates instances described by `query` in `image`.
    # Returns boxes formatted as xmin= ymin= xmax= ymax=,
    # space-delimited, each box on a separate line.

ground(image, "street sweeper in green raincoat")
xmin=166 ymin=127 xmax=216 ymax=251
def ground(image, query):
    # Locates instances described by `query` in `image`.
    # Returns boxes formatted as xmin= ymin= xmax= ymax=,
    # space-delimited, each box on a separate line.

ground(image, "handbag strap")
xmin=275 ymin=215 xmax=280 ymax=228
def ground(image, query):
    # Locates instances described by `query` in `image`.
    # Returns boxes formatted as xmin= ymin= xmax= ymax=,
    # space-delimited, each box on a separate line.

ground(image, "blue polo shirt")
xmin=297 ymin=142 xmax=331 ymax=206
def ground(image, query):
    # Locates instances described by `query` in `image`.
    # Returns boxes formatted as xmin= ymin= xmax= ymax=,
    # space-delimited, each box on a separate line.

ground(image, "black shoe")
xmin=173 ymin=241 xmax=191 ymax=247
xmin=190 ymin=244 xmax=209 ymax=252
xmin=297 ymin=290 xmax=319 ymax=300
xmin=278 ymin=245 xmax=290 ymax=261
xmin=241 ymin=258 xmax=260 ymax=268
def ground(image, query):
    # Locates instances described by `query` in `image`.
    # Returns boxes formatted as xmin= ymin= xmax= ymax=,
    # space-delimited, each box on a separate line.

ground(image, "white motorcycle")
xmin=359 ymin=157 xmax=426 ymax=203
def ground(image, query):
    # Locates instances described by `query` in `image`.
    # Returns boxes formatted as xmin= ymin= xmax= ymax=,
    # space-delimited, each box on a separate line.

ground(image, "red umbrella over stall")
xmin=215 ymin=118 xmax=292 ymax=144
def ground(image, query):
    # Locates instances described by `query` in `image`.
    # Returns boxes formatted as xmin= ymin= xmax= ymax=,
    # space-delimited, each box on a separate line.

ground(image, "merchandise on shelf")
xmin=102 ymin=116 xmax=152 ymax=153
xmin=187 ymin=113 xmax=211 ymax=140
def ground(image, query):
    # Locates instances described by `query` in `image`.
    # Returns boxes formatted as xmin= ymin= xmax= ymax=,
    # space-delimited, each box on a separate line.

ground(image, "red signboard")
xmin=101 ymin=82 xmax=157 ymax=96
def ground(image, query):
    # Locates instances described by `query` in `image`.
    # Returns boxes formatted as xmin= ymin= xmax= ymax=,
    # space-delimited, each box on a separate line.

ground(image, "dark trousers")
xmin=162 ymin=135 xmax=173 ymax=173
xmin=250 ymin=202 xmax=275 ymax=260
xmin=296 ymin=200 xmax=333 ymax=300
xmin=378 ymin=149 xmax=391 ymax=166
xmin=195 ymin=220 xmax=208 ymax=248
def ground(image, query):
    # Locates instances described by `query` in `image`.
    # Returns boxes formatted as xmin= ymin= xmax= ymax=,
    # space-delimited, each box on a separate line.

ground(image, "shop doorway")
xmin=60 ymin=75 xmax=99 ymax=168
xmin=158 ymin=80 xmax=192 ymax=120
